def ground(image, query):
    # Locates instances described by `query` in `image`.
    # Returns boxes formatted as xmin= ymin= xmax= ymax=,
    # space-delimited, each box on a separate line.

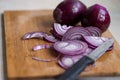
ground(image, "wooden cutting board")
xmin=4 ymin=10 xmax=120 ymax=80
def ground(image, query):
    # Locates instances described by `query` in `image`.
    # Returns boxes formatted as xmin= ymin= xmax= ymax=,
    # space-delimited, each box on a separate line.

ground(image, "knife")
xmin=56 ymin=39 xmax=114 ymax=80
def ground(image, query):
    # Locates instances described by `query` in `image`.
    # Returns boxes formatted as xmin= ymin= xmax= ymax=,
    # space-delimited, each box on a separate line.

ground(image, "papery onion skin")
xmin=81 ymin=4 xmax=111 ymax=32
xmin=53 ymin=0 xmax=87 ymax=25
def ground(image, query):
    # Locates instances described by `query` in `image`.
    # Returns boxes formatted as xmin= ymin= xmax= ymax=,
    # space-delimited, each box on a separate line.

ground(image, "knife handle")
xmin=56 ymin=56 xmax=94 ymax=80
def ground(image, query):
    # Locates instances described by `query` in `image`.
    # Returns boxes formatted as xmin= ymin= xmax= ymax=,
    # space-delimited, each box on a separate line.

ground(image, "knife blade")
xmin=56 ymin=39 xmax=114 ymax=80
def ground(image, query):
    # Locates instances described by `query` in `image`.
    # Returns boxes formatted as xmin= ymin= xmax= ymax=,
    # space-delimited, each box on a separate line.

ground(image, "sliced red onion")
xmin=44 ymin=34 xmax=58 ymax=42
xmin=54 ymin=40 xmax=88 ymax=55
xmin=50 ymin=30 xmax=62 ymax=39
xmin=58 ymin=57 xmax=74 ymax=69
xmin=82 ymin=36 xmax=113 ymax=49
xmin=84 ymin=48 xmax=93 ymax=55
xmin=22 ymin=31 xmax=47 ymax=39
xmin=66 ymin=48 xmax=93 ymax=63
xmin=62 ymin=27 xmax=92 ymax=41
xmin=52 ymin=23 xmax=73 ymax=39
xmin=32 ymin=54 xmax=60 ymax=62
xmin=85 ymin=26 xmax=102 ymax=36
xmin=58 ymin=48 xmax=93 ymax=69
xmin=33 ymin=44 xmax=51 ymax=51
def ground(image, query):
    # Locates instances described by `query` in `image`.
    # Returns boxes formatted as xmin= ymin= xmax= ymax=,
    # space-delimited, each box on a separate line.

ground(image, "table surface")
xmin=0 ymin=0 xmax=120 ymax=80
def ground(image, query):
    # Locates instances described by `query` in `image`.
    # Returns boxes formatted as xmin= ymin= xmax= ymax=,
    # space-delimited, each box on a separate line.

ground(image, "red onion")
xmin=85 ymin=26 xmax=102 ymax=36
xmin=21 ymin=1 xmax=114 ymax=70
xmin=50 ymin=30 xmax=62 ymax=39
xmin=22 ymin=31 xmax=47 ymax=39
xmin=22 ymin=31 xmax=58 ymax=43
xmin=32 ymin=54 xmax=60 ymax=62
xmin=44 ymin=34 xmax=58 ymax=42
xmin=52 ymin=23 xmax=73 ymax=38
xmin=33 ymin=44 xmax=51 ymax=51
xmin=81 ymin=4 xmax=111 ymax=32
xmin=53 ymin=40 xmax=88 ymax=55
xmin=58 ymin=57 xmax=74 ymax=69
xmin=62 ymin=27 xmax=91 ymax=41
xmin=82 ymin=36 xmax=113 ymax=49
xmin=53 ymin=0 xmax=87 ymax=25
xmin=58 ymin=48 xmax=93 ymax=69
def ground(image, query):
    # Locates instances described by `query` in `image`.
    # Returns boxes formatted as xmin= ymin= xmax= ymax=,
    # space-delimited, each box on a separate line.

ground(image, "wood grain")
xmin=3 ymin=10 xmax=120 ymax=80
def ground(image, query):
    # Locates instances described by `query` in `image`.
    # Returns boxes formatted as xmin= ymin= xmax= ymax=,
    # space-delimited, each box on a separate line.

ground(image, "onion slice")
xmin=44 ymin=34 xmax=58 ymax=42
xmin=58 ymin=48 xmax=93 ymax=69
xmin=52 ymin=23 xmax=73 ymax=39
xmin=54 ymin=40 xmax=88 ymax=55
xmin=33 ymin=44 xmax=51 ymax=51
xmin=22 ymin=31 xmax=58 ymax=43
xmin=62 ymin=27 xmax=92 ymax=41
xmin=32 ymin=54 xmax=61 ymax=62
xmin=58 ymin=57 xmax=74 ymax=69
xmin=85 ymin=26 xmax=102 ymax=36
xmin=82 ymin=36 xmax=113 ymax=49
xmin=22 ymin=31 xmax=47 ymax=39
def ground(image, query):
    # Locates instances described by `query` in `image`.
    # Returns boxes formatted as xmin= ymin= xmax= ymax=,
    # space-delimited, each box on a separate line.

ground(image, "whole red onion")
xmin=53 ymin=0 xmax=87 ymax=25
xmin=81 ymin=4 xmax=111 ymax=32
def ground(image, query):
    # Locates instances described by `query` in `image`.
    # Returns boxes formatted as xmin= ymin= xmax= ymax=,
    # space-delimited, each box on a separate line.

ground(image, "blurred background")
xmin=0 ymin=0 xmax=120 ymax=80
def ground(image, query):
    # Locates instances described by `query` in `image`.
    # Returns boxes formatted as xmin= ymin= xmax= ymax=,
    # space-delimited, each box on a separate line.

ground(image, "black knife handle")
xmin=56 ymin=56 xmax=94 ymax=80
